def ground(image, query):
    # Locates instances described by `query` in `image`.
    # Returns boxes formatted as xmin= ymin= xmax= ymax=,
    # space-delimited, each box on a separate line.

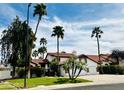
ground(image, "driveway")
xmin=80 ymin=75 xmax=124 ymax=84
xmin=29 ymin=75 xmax=124 ymax=90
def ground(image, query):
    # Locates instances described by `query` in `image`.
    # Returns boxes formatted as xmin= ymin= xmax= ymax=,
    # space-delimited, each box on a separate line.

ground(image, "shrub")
xmin=102 ymin=66 xmax=110 ymax=74
xmin=31 ymin=67 xmax=45 ymax=77
xmin=49 ymin=58 xmax=59 ymax=76
xmin=99 ymin=65 xmax=124 ymax=74
xmin=0 ymin=68 xmax=11 ymax=71
xmin=109 ymin=65 xmax=117 ymax=74
xmin=16 ymin=68 xmax=26 ymax=78
xmin=117 ymin=66 xmax=124 ymax=74
xmin=16 ymin=67 xmax=45 ymax=78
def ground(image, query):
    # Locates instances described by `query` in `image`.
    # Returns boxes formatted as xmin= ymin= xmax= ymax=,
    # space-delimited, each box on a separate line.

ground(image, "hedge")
xmin=98 ymin=65 xmax=124 ymax=74
xmin=0 ymin=68 xmax=11 ymax=71
xmin=16 ymin=67 xmax=45 ymax=78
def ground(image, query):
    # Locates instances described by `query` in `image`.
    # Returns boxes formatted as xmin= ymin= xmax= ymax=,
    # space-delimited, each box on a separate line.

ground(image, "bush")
xmin=99 ymin=65 xmax=124 ymax=75
xmin=16 ymin=67 xmax=45 ymax=78
xmin=31 ymin=67 xmax=45 ymax=77
xmin=16 ymin=68 xmax=26 ymax=78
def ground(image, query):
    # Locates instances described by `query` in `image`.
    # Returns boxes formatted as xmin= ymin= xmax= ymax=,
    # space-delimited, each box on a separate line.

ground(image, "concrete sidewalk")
xmin=28 ymin=75 xmax=124 ymax=90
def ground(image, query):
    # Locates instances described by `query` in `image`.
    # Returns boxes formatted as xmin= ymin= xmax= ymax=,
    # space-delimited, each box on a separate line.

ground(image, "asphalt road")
xmin=54 ymin=83 xmax=124 ymax=90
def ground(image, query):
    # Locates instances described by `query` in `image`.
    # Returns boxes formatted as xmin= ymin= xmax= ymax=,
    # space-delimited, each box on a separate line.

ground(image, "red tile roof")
xmin=32 ymin=59 xmax=48 ymax=65
xmin=46 ymin=52 xmax=74 ymax=58
xmin=46 ymin=52 xmax=111 ymax=64
xmin=79 ymin=54 xmax=111 ymax=63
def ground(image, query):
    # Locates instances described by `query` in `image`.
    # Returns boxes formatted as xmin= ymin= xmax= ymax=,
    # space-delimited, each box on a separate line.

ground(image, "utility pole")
xmin=24 ymin=3 xmax=31 ymax=88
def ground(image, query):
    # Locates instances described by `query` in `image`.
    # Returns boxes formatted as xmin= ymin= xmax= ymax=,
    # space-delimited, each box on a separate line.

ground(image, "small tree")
xmin=49 ymin=58 xmax=58 ymax=76
xmin=0 ymin=16 xmax=35 ymax=78
xmin=63 ymin=56 xmax=87 ymax=80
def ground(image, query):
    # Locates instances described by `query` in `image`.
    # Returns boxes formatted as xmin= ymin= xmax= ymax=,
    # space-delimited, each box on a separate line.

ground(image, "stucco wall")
xmin=47 ymin=55 xmax=55 ymax=62
xmin=60 ymin=58 xmax=68 ymax=63
xmin=86 ymin=59 xmax=98 ymax=74
xmin=0 ymin=70 xmax=12 ymax=80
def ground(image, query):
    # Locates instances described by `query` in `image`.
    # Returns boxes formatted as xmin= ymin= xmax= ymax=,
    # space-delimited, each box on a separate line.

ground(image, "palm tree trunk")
xmin=43 ymin=52 xmax=44 ymax=59
xmin=34 ymin=18 xmax=40 ymax=36
xmin=97 ymin=36 xmax=103 ymax=74
xmin=57 ymin=36 xmax=60 ymax=76
xmin=43 ymin=44 xmax=44 ymax=59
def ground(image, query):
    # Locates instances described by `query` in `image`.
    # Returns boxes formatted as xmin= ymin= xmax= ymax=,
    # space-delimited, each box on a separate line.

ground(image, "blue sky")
xmin=1 ymin=3 xmax=124 ymax=55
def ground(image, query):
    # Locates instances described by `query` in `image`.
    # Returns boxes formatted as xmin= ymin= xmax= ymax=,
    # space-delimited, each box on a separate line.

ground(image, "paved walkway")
xmin=28 ymin=75 xmax=124 ymax=90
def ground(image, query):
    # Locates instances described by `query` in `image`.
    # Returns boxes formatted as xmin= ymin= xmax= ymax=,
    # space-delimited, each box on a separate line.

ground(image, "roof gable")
xmin=79 ymin=54 xmax=111 ymax=63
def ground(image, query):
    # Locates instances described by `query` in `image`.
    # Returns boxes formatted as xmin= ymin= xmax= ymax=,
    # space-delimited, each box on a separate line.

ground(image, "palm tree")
xmin=40 ymin=37 xmax=47 ymax=47
xmin=91 ymin=27 xmax=103 ymax=73
xmin=38 ymin=46 xmax=47 ymax=59
xmin=51 ymin=25 xmax=64 ymax=76
xmin=39 ymin=37 xmax=47 ymax=59
xmin=32 ymin=50 xmax=38 ymax=58
xmin=33 ymin=3 xmax=47 ymax=36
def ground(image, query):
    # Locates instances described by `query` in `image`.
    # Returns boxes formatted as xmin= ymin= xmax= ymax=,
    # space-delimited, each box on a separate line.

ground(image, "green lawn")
xmin=0 ymin=77 xmax=92 ymax=89
xmin=0 ymin=83 xmax=16 ymax=90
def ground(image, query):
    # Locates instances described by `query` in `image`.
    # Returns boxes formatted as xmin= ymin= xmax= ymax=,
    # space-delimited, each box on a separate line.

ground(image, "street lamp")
xmin=24 ymin=3 xmax=32 ymax=88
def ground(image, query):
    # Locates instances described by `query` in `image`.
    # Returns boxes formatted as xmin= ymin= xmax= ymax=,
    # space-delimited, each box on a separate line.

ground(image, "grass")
xmin=0 ymin=77 xmax=92 ymax=89
xmin=0 ymin=83 xmax=16 ymax=90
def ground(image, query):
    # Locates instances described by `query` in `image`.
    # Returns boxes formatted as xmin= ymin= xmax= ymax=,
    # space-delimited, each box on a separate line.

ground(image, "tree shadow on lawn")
xmin=54 ymin=78 xmax=82 ymax=84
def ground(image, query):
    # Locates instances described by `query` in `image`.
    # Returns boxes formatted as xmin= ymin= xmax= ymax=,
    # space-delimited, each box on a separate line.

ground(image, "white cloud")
xmin=1 ymin=4 xmax=124 ymax=55
xmin=30 ymin=16 xmax=124 ymax=55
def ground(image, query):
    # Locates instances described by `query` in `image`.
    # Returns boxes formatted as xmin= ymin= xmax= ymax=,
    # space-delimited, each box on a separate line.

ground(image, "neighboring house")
xmin=78 ymin=54 xmax=112 ymax=75
xmin=46 ymin=52 xmax=107 ymax=76
xmin=31 ymin=59 xmax=49 ymax=72
xmin=0 ymin=64 xmax=12 ymax=80
xmin=78 ymin=54 xmax=99 ymax=75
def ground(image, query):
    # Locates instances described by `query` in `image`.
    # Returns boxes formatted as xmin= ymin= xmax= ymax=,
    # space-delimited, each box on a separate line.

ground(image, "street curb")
xmin=28 ymin=81 xmax=124 ymax=90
